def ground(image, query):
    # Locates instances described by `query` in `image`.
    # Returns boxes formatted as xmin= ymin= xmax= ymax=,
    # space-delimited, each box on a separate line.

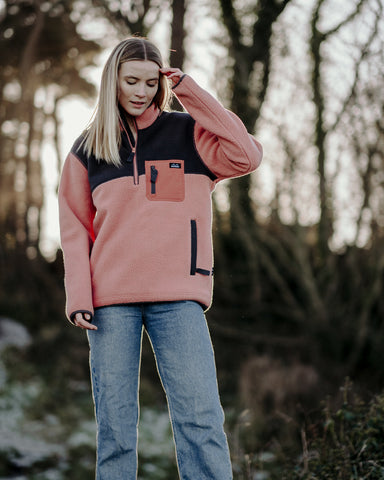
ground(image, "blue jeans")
xmin=87 ymin=301 xmax=233 ymax=480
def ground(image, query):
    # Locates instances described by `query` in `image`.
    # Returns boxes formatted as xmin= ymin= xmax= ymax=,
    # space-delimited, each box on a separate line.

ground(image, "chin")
xmin=128 ymin=107 xmax=147 ymax=116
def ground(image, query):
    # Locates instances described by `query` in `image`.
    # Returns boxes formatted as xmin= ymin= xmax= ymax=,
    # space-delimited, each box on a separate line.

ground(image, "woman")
xmin=59 ymin=37 xmax=262 ymax=479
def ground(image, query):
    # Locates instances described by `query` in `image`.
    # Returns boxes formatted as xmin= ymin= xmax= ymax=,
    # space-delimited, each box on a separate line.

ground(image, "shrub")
xmin=283 ymin=381 xmax=384 ymax=479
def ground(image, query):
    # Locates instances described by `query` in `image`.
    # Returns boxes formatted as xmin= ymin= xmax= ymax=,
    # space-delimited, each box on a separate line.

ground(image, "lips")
xmin=131 ymin=101 xmax=146 ymax=107
xmin=120 ymin=99 xmax=149 ymax=116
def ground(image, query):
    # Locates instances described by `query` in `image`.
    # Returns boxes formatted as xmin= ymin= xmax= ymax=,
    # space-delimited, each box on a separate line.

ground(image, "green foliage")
xmin=279 ymin=382 xmax=384 ymax=480
xmin=227 ymin=381 xmax=384 ymax=480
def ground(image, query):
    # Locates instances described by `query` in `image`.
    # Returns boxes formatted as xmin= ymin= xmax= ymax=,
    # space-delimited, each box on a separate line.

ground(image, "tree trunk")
xmin=217 ymin=0 xmax=293 ymax=304
xmin=310 ymin=0 xmax=332 ymax=260
xmin=170 ymin=0 xmax=186 ymax=111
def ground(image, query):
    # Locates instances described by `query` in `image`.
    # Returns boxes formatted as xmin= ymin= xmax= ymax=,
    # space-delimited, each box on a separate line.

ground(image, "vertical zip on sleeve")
xmin=150 ymin=165 xmax=158 ymax=194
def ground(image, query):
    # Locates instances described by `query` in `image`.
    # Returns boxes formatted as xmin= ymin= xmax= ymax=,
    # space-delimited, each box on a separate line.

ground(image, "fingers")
xmin=160 ymin=67 xmax=182 ymax=76
xmin=160 ymin=67 xmax=184 ymax=85
xmin=74 ymin=312 xmax=98 ymax=331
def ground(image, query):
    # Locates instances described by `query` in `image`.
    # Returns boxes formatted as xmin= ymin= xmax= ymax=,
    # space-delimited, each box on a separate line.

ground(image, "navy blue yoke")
xmin=72 ymin=111 xmax=217 ymax=192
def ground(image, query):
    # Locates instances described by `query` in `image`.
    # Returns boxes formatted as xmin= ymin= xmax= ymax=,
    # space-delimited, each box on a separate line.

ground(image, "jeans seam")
xmin=153 ymin=353 xmax=185 ymax=479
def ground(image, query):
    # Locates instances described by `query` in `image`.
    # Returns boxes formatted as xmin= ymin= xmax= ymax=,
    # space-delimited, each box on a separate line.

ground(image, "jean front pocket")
xmin=145 ymin=159 xmax=185 ymax=201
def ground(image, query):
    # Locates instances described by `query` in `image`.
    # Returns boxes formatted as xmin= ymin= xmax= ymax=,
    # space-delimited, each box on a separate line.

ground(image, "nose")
xmin=135 ymin=82 xmax=146 ymax=98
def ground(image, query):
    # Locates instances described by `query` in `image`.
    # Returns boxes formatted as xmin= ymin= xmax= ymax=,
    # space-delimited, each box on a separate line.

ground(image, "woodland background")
xmin=1 ymin=0 xmax=384 ymax=479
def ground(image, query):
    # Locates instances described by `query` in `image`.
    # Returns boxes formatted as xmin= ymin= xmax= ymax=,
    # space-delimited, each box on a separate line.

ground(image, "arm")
xmin=58 ymin=151 xmax=97 ymax=330
xmin=161 ymin=68 xmax=263 ymax=180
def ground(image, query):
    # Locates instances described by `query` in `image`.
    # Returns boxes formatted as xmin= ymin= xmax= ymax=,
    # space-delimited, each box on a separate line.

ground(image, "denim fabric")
xmin=87 ymin=301 xmax=233 ymax=480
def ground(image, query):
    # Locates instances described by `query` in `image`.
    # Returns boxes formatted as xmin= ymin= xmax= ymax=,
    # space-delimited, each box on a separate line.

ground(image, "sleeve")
xmin=58 ymin=151 xmax=96 ymax=324
xmin=172 ymin=75 xmax=263 ymax=181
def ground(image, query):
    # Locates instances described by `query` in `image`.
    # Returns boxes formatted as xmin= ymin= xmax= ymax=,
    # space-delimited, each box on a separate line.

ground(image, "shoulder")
xmin=140 ymin=111 xmax=194 ymax=139
xmin=155 ymin=110 xmax=195 ymax=132
xmin=160 ymin=110 xmax=193 ymax=122
xmin=70 ymin=133 xmax=93 ymax=168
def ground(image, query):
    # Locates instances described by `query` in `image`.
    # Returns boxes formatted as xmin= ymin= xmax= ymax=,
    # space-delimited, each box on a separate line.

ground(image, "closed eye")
xmin=124 ymin=76 xmax=159 ymax=87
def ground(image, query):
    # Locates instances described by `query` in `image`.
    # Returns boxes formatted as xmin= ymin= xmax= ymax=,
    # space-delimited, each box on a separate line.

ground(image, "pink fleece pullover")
xmin=58 ymin=75 xmax=262 ymax=322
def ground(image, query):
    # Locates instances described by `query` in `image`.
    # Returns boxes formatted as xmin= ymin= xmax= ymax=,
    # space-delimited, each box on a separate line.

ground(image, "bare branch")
xmin=324 ymin=0 xmax=368 ymax=38
xmin=249 ymin=0 xmax=293 ymax=66
xmin=218 ymin=0 xmax=242 ymax=51
xmin=329 ymin=2 xmax=383 ymax=132
xmin=90 ymin=0 xmax=160 ymax=36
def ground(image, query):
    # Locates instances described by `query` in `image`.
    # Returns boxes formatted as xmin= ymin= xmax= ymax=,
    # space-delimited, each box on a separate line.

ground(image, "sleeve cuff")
xmin=69 ymin=310 xmax=94 ymax=325
xmin=171 ymin=74 xmax=187 ymax=90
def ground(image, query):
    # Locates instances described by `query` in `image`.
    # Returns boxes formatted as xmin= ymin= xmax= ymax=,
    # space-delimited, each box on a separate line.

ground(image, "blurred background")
xmin=1 ymin=0 xmax=384 ymax=479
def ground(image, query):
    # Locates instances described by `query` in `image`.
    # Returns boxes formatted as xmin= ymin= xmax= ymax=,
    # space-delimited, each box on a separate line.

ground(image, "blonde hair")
xmin=82 ymin=37 xmax=171 ymax=166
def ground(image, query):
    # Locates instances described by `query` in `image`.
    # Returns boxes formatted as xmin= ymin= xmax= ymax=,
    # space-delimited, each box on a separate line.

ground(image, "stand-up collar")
xmin=136 ymin=104 xmax=160 ymax=130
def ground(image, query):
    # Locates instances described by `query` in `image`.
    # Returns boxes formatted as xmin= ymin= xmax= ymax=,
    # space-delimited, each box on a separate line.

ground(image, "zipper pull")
xmin=150 ymin=165 xmax=158 ymax=194
xmin=127 ymin=147 xmax=135 ymax=163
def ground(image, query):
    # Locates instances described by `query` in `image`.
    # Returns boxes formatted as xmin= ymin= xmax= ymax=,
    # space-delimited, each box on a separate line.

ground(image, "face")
xmin=118 ymin=60 xmax=160 ymax=117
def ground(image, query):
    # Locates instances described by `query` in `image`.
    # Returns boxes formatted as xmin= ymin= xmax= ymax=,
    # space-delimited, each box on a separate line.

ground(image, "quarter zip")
xmin=127 ymin=147 xmax=135 ymax=163
xmin=119 ymin=116 xmax=139 ymax=185
xmin=132 ymin=145 xmax=139 ymax=185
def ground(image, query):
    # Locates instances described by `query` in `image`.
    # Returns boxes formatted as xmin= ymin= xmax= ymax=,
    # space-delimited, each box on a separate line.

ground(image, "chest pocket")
xmin=145 ymin=160 xmax=185 ymax=202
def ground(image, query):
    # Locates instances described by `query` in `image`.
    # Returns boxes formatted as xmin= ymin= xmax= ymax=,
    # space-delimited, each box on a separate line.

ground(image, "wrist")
xmin=172 ymin=73 xmax=187 ymax=90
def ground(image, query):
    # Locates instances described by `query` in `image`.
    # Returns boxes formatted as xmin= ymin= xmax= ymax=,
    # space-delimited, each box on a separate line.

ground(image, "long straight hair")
xmin=82 ymin=37 xmax=171 ymax=166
